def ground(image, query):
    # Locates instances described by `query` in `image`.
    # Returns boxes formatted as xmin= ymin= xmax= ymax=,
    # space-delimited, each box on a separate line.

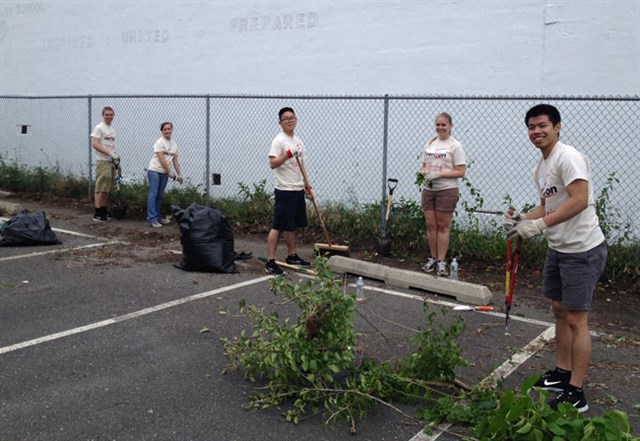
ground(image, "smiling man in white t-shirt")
xmin=264 ymin=107 xmax=311 ymax=275
xmin=504 ymin=104 xmax=607 ymax=413
xmin=90 ymin=106 xmax=119 ymax=222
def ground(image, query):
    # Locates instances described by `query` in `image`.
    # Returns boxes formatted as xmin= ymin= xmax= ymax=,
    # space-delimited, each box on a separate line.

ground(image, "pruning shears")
xmin=505 ymin=236 xmax=523 ymax=331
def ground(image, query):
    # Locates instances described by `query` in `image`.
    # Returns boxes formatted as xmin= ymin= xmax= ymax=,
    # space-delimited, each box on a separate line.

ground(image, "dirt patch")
xmin=51 ymin=243 xmax=179 ymax=268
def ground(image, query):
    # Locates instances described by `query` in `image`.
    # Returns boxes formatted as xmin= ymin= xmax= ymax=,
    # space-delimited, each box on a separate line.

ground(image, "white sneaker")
xmin=160 ymin=218 xmax=171 ymax=225
xmin=436 ymin=261 xmax=448 ymax=276
xmin=151 ymin=221 xmax=163 ymax=228
xmin=422 ymin=257 xmax=437 ymax=273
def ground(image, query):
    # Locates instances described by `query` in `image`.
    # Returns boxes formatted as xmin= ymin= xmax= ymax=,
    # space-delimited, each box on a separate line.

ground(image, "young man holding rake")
xmin=264 ymin=107 xmax=311 ymax=275
xmin=504 ymin=104 xmax=607 ymax=413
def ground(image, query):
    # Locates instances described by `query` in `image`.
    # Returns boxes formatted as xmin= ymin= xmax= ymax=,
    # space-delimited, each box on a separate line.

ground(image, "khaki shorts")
xmin=94 ymin=161 xmax=115 ymax=193
xmin=421 ymin=187 xmax=460 ymax=212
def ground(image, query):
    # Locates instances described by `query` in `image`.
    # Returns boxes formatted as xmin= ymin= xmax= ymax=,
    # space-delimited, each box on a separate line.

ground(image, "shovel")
xmin=111 ymin=161 xmax=128 ymax=220
xmin=374 ymin=178 xmax=398 ymax=256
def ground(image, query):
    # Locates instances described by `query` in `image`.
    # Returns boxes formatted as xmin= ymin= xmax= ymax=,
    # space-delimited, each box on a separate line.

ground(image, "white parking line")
xmin=409 ymin=326 xmax=556 ymax=441
xmin=362 ymin=284 xmax=555 ymax=328
xmin=355 ymin=284 xmax=558 ymax=441
xmin=0 ymin=241 xmax=127 ymax=262
xmin=0 ymin=246 xmax=559 ymax=441
xmin=50 ymin=226 xmax=107 ymax=239
xmin=0 ymin=275 xmax=271 ymax=355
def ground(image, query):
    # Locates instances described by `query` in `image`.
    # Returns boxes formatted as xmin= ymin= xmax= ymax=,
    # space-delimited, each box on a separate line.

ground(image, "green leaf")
xmin=199 ymin=327 xmax=210 ymax=333
xmin=548 ymin=423 xmax=566 ymax=436
xmin=515 ymin=422 xmax=532 ymax=434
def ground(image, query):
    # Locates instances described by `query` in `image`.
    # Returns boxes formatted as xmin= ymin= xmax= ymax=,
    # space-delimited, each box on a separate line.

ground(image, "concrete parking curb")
xmin=0 ymin=198 xmax=21 ymax=216
xmin=327 ymin=255 xmax=494 ymax=306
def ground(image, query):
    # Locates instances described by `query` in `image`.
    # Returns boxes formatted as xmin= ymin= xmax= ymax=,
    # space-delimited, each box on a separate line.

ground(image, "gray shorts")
xmin=542 ymin=241 xmax=607 ymax=311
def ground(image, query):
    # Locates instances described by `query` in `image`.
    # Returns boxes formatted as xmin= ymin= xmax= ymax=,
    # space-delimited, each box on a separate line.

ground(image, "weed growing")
xmin=0 ymin=155 xmax=88 ymax=199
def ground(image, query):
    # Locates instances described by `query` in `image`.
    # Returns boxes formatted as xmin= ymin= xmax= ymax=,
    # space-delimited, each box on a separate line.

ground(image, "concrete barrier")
xmin=327 ymin=255 xmax=494 ymax=306
xmin=0 ymin=198 xmax=21 ymax=216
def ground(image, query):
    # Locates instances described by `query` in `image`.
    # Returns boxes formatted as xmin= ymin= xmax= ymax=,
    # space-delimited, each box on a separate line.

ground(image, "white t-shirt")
xmin=420 ymin=135 xmax=466 ymax=191
xmin=91 ymin=122 xmax=116 ymax=162
xmin=148 ymin=137 xmax=179 ymax=173
xmin=534 ymin=141 xmax=605 ymax=253
xmin=268 ymin=132 xmax=305 ymax=191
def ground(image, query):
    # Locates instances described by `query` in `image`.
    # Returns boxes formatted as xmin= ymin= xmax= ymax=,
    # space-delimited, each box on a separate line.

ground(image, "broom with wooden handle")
xmin=294 ymin=153 xmax=349 ymax=255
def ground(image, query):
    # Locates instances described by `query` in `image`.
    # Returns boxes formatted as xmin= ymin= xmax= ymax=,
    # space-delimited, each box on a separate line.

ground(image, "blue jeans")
xmin=147 ymin=170 xmax=169 ymax=223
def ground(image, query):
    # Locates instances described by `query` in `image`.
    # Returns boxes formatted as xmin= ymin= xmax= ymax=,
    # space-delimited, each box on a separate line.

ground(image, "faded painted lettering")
xmin=230 ymin=12 xmax=318 ymax=32
xmin=122 ymin=29 xmax=170 ymax=44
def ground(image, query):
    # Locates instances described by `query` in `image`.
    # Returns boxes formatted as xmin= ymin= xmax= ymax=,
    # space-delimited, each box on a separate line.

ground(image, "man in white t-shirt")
xmin=504 ymin=104 xmax=607 ymax=413
xmin=264 ymin=107 xmax=311 ymax=275
xmin=90 ymin=106 xmax=119 ymax=222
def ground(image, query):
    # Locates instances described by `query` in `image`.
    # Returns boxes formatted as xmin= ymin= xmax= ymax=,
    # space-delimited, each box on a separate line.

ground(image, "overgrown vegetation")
xmin=221 ymin=260 xmax=638 ymax=439
xmin=0 ymin=155 xmax=638 ymax=285
xmin=0 ymin=155 xmax=88 ymax=199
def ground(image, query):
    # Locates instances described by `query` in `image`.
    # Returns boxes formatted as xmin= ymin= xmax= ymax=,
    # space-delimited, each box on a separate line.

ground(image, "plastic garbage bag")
xmin=172 ymin=203 xmax=238 ymax=273
xmin=0 ymin=209 xmax=61 ymax=246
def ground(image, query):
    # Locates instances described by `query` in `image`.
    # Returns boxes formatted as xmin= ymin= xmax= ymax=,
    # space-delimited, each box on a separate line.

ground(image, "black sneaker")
xmin=534 ymin=369 xmax=571 ymax=392
xmin=548 ymin=387 xmax=589 ymax=413
xmin=93 ymin=213 xmax=107 ymax=222
xmin=286 ymin=254 xmax=311 ymax=267
xmin=264 ymin=260 xmax=285 ymax=275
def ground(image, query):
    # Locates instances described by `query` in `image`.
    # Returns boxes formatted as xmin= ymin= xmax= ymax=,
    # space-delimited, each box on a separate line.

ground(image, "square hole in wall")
xmin=17 ymin=125 xmax=31 ymax=135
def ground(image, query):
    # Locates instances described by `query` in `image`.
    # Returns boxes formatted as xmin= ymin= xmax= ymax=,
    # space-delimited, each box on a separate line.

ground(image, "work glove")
xmin=502 ymin=210 xmax=523 ymax=230
xmin=423 ymin=171 xmax=441 ymax=184
xmin=112 ymin=158 xmax=121 ymax=167
xmin=168 ymin=172 xmax=177 ymax=180
xmin=110 ymin=151 xmax=120 ymax=162
xmin=507 ymin=218 xmax=548 ymax=241
xmin=424 ymin=172 xmax=442 ymax=188
xmin=176 ymin=175 xmax=184 ymax=184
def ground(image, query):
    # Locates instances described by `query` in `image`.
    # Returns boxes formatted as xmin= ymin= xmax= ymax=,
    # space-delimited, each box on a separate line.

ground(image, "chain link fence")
xmin=1 ymin=94 xmax=638 ymax=237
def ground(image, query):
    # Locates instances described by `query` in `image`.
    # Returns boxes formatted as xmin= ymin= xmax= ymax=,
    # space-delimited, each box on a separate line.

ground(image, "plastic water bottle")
xmin=450 ymin=258 xmax=459 ymax=280
xmin=355 ymin=276 xmax=365 ymax=301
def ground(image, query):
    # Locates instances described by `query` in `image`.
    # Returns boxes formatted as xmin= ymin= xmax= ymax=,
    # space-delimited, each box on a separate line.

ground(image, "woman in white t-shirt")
xmin=146 ymin=122 xmax=183 ymax=227
xmin=418 ymin=112 xmax=467 ymax=276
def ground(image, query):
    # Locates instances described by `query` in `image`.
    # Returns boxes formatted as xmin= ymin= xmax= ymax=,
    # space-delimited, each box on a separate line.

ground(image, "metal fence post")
xmin=206 ymin=95 xmax=211 ymax=203
xmin=381 ymin=93 xmax=390 ymax=223
xmin=87 ymin=95 xmax=92 ymax=200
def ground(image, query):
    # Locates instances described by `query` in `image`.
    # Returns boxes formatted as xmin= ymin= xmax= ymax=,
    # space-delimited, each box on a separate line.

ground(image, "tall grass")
xmin=0 ymin=154 xmax=637 ymax=287
xmin=0 ymin=155 xmax=88 ymax=199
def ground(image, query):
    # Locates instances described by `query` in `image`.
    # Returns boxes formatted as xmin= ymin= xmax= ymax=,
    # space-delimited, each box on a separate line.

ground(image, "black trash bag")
xmin=172 ymin=203 xmax=238 ymax=273
xmin=0 ymin=209 xmax=61 ymax=247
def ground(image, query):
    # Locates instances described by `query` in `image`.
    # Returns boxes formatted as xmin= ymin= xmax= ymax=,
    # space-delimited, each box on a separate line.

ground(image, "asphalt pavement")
xmin=1 ymin=210 xmax=638 ymax=441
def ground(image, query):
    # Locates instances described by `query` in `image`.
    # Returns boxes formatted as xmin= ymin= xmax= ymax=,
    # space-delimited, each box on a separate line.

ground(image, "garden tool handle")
xmin=295 ymin=154 xmax=333 ymax=246
xmin=388 ymin=178 xmax=398 ymax=196
xmin=384 ymin=193 xmax=392 ymax=223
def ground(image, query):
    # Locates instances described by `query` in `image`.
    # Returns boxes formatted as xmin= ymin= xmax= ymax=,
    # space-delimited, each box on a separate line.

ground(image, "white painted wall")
xmin=1 ymin=0 xmax=638 ymax=96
